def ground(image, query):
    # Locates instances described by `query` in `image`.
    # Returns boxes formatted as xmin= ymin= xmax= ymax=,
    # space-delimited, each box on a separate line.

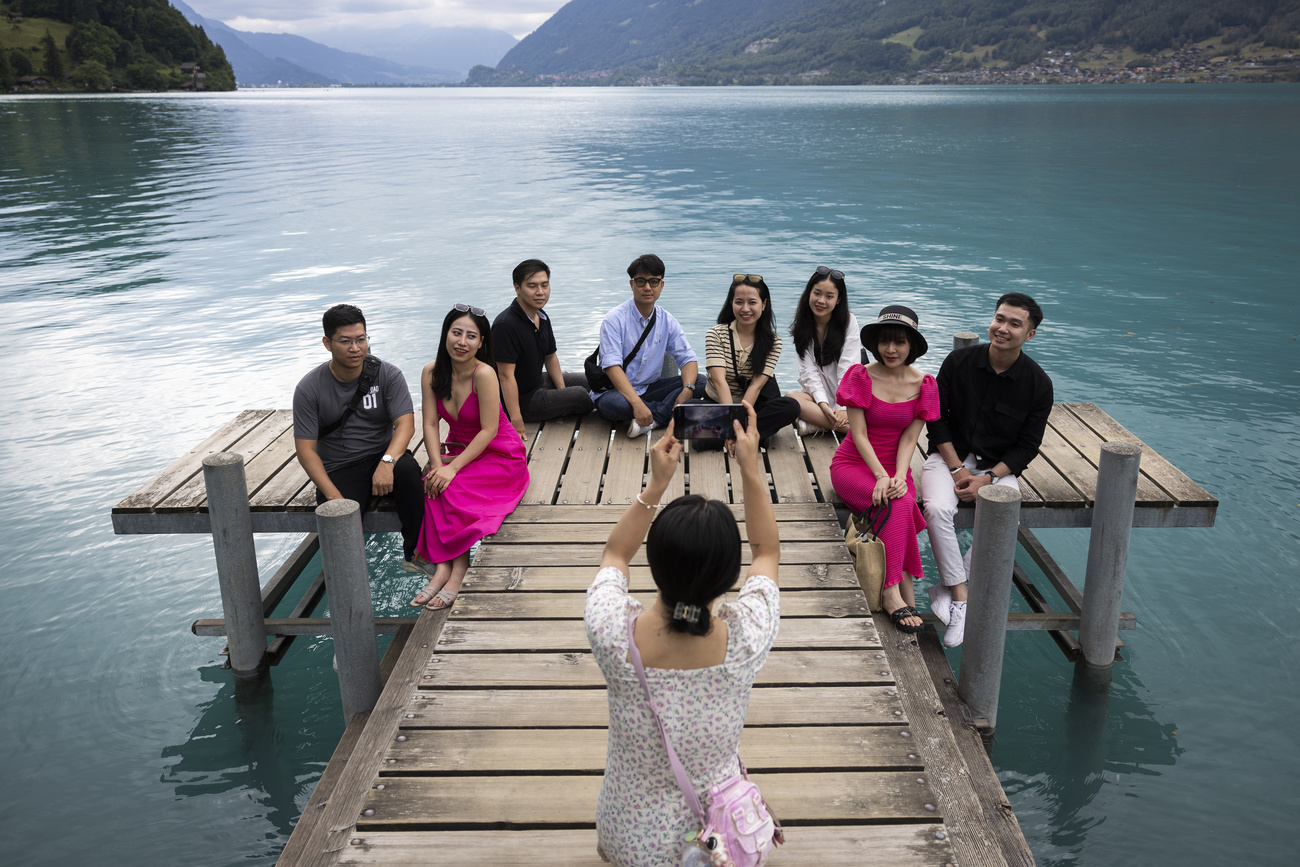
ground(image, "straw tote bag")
xmin=844 ymin=501 xmax=891 ymax=612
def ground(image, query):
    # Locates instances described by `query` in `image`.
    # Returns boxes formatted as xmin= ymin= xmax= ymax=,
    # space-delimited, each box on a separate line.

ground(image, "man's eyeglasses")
xmin=331 ymin=335 xmax=369 ymax=349
xmin=631 ymin=277 xmax=663 ymax=289
xmin=815 ymin=266 xmax=844 ymax=281
xmin=454 ymin=303 xmax=486 ymax=316
xmin=733 ymin=273 xmax=764 ymax=285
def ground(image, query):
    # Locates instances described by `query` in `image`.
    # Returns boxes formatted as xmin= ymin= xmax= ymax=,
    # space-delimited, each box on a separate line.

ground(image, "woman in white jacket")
xmin=785 ymin=266 xmax=862 ymax=436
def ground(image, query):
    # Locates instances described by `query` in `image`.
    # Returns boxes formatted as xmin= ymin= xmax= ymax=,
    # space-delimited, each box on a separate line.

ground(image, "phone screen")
xmin=673 ymin=403 xmax=746 ymax=442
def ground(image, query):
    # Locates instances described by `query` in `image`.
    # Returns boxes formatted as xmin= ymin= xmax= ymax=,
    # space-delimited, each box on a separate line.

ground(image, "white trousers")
xmin=920 ymin=451 xmax=1021 ymax=587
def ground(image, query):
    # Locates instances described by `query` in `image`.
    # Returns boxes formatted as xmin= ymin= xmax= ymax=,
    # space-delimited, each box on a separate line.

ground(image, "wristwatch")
xmin=380 ymin=454 xmax=395 ymax=465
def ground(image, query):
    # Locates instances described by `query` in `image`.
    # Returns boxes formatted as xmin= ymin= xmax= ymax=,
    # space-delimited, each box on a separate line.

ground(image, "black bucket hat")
xmin=860 ymin=305 xmax=928 ymax=360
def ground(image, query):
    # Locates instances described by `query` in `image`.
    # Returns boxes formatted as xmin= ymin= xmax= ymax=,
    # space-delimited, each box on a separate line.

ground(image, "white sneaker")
xmin=628 ymin=419 xmax=656 ymax=438
xmin=796 ymin=419 xmax=814 ymax=437
xmin=927 ymin=584 xmax=952 ymax=626
xmin=943 ymin=600 xmax=968 ymax=648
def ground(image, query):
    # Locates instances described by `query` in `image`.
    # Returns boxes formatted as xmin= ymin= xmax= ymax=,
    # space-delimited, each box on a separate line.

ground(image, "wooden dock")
xmin=111 ymin=404 xmax=1216 ymax=867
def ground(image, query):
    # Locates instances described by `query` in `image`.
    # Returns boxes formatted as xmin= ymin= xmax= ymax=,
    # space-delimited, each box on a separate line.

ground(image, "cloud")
xmin=185 ymin=1 xmax=565 ymax=38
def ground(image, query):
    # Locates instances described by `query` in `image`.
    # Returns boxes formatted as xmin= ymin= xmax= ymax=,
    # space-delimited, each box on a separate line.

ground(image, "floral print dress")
xmin=584 ymin=567 xmax=780 ymax=867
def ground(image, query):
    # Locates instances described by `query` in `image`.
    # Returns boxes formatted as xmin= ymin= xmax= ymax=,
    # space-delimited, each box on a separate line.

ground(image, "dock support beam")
xmin=203 ymin=453 xmax=266 ymax=678
xmin=1079 ymin=442 xmax=1142 ymax=668
xmin=316 ymin=499 xmax=382 ymax=717
xmin=957 ymin=484 xmax=1022 ymax=732
xmin=953 ymin=331 xmax=980 ymax=349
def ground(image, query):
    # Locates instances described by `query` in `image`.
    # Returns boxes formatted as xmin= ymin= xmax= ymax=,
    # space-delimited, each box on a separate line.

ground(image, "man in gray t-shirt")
xmin=292 ymin=304 xmax=430 ymax=575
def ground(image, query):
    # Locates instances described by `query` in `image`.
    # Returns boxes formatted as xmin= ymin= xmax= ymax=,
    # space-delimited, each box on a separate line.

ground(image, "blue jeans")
xmin=594 ymin=375 xmax=707 ymax=427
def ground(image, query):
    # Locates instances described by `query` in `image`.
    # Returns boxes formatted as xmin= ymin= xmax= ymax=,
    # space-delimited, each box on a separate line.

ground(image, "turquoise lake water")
xmin=1 ymin=86 xmax=1297 ymax=865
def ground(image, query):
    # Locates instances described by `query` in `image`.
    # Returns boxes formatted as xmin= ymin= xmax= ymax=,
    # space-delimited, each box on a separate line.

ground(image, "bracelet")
xmin=635 ymin=492 xmax=663 ymax=509
xmin=948 ymin=465 xmax=964 ymax=475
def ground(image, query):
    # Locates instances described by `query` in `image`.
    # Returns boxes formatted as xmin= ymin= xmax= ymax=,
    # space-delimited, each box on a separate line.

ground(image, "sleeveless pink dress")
xmin=829 ymin=367 xmax=939 ymax=589
xmin=416 ymin=368 xmax=529 ymax=562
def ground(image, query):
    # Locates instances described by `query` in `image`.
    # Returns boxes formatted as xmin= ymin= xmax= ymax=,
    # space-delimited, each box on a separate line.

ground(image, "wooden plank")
xmin=765 ymin=427 xmax=818 ymax=503
xmin=800 ymin=430 xmax=842 ymax=506
xmin=461 ymin=562 xmax=860 ymax=593
xmin=115 ymin=409 xmax=273 ymax=512
xmin=241 ymin=412 xmax=301 ymax=498
xmin=470 ymin=541 xmax=851 ymax=568
xmin=504 ymin=503 xmax=836 ymax=523
xmin=651 ymin=428 xmax=686 ymax=502
xmin=359 ymin=772 xmax=941 ymax=826
xmin=422 ymin=650 xmax=899 ymax=688
xmin=405 ymin=686 xmax=908 ymax=728
xmin=520 ymin=417 xmax=576 ymax=505
xmin=488 ymin=520 xmax=843 ymax=545
xmin=556 ymin=417 xmax=611 ymax=506
xmin=686 ymin=443 xmax=730 ymax=501
xmin=600 ymin=428 xmax=647 ymax=505
xmin=1048 ymin=406 xmax=1171 ymax=505
xmin=447 ymin=589 xmax=869 ymax=620
xmin=164 ymin=411 xmax=296 ymax=509
xmin=250 ymin=454 xmax=311 ymax=510
xmin=1063 ymin=402 xmax=1217 ymax=506
xmin=433 ymin=618 xmax=879 ymax=652
xmin=1036 ymin=423 xmax=1104 ymax=504
xmin=336 ymin=825 xmax=954 ymax=866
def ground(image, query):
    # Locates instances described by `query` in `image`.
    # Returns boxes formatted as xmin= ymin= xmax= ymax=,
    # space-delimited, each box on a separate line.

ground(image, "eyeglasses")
xmin=733 ymin=274 xmax=764 ymax=285
xmin=453 ymin=303 xmax=486 ymax=316
xmin=331 ymin=335 xmax=369 ymax=349
xmin=631 ymin=277 xmax=663 ymax=288
xmin=815 ymin=266 xmax=844 ymax=281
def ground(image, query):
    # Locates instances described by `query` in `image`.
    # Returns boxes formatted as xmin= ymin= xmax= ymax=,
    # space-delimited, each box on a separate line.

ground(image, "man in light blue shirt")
xmin=593 ymin=253 xmax=707 ymax=437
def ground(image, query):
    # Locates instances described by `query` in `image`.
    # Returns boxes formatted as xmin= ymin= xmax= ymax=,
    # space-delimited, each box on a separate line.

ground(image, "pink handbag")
xmin=626 ymin=615 xmax=783 ymax=867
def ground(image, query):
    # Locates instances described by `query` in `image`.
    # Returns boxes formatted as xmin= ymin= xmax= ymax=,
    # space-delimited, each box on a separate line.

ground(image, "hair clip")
xmin=672 ymin=602 xmax=702 ymax=624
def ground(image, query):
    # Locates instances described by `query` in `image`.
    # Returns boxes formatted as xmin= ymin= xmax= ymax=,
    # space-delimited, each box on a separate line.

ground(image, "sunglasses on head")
xmin=733 ymin=273 xmax=764 ymax=285
xmin=454 ymin=303 xmax=486 ymax=316
xmin=815 ymin=266 xmax=844 ymax=281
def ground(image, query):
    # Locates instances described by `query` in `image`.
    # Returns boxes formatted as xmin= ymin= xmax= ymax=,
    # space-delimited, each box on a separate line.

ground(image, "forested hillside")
xmin=1 ymin=0 xmax=235 ymax=92
xmin=473 ymin=0 xmax=1300 ymax=85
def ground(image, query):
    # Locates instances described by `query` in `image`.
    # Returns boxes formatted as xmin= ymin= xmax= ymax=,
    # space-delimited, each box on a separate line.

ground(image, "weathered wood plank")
xmin=800 ymin=430 xmax=842 ymax=506
xmin=115 ymin=409 xmax=274 ymax=512
xmin=404 ymin=686 xmax=907 ymax=728
xmin=446 ymin=589 xmax=869 ymax=620
xmin=1049 ymin=407 xmax=1171 ymax=505
xmin=1063 ymin=402 xmax=1217 ymax=506
xmin=335 ymin=825 xmax=954 ymax=866
xmin=556 ymin=418 xmax=611 ymax=506
xmin=766 ymin=428 xmax=818 ymax=504
xmin=600 ymin=429 xmax=647 ymax=505
xmin=488 ymin=520 xmax=843 ymax=545
xmin=385 ymin=726 xmax=918 ymax=773
xmin=250 ymin=455 xmax=311 ymax=510
xmin=1015 ymin=428 xmax=1084 ymax=506
xmin=359 ymin=772 xmax=941 ymax=826
xmin=470 ymin=541 xmax=851 ymax=567
xmin=520 ymin=417 xmax=577 ymax=505
xmin=433 ymin=618 xmax=879 ymax=653
xmin=241 ymin=414 xmax=302 ymax=499
xmin=164 ymin=411 xmax=296 ymax=510
xmin=460 ymin=562 xmax=860 ymax=593
xmin=422 ymin=650 xmax=897 ymax=688
xmin=1036 ymin=423 xmax=1104 ymax=505
xmin=686 ymin=444 xmax=730 ymax=501
xmin=504 ymin=503 xmax=836 ymax=523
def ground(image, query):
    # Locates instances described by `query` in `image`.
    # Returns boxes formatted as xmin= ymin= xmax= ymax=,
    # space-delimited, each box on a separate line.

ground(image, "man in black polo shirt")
xmin=922 ymin=292 xmax=1053 ymax=648
xmin=492 ymin=259 xmax=593 ymax=440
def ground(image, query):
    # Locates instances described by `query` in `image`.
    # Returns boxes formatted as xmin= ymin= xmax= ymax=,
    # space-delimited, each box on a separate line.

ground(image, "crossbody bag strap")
xmin=622 ymin=308 xmax=658 ymax=369
xmin=626 ymin=614 xmax=707 ymax=822
xmin=318 ymin=355 xmax=382 ymax=441
xmin=727 ymin=326 xmax=749 ymax=394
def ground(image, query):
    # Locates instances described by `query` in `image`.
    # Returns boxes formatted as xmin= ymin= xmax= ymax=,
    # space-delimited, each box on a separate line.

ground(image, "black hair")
xmin=626 ymin=253 xmax=665 ymax=279
xmin=996 ymin=292 xmax=1043 ymax=329
xmin=789 ymin=269 xmax=850 ymax=365
xmin=717 ymin=275 xmax=778 ymax=377
xmin=866 ymin=323 xmax=922 ymax=365
xmin=645 ymin=495 xmax=743 ymax=636
xmin=512 ymin=258 xmax=550 ymax=287
xmin=322 ymin=304 xmax=365 ymax=338
xmin=430 ymin=307 xmax=496 ymax=400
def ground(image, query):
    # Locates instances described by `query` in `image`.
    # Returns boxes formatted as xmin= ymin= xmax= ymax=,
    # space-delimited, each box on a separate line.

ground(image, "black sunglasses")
xmin=454 ymin=302 xmax=486 ymax=316
xmin=732 ymin=273 xmax=764 ymax=285
xmin=815 ymin=266 xmax=845 ymax=281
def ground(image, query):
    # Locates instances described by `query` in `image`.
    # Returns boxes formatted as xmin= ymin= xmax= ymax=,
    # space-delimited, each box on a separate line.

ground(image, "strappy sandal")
xmin=410 ymin=581 xmax=442 ymax=608
xmin=889 ymin=605 xmax=924 ymax=634
xmin=426 ymin=588 xmax=458 ymax=611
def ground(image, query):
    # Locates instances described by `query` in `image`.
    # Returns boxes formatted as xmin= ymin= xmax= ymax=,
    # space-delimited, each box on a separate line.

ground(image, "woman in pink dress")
xmin=408 ymin=304 xmax=528 ymax=610
xmin=830 ymin=306 xmax=939 ymax=633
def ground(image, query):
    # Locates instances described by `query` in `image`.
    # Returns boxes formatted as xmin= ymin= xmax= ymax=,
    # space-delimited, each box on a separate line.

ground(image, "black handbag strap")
xmin=622 ymin=308 xmax=658 ymax=369
xmin=853 ymin=499 xmax=892 ymax=538
xmin=727 ymin=326 xmax=750 ymax=394
xmin=318 ymin=355 xmax=382 ymax=440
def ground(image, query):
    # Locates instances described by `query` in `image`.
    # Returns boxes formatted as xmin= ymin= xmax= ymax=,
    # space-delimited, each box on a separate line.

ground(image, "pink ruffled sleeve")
xmin=917 ymin=375 xmax=940 ymax=421
xmin=835 ymin=364 xmax=873 ymax=410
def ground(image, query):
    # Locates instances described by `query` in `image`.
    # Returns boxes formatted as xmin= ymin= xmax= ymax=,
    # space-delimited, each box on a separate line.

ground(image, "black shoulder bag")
xmin=585 ymin=308 xmax=658 ymax=394
xmin=317 ymin=355 xmax=383 ymax=440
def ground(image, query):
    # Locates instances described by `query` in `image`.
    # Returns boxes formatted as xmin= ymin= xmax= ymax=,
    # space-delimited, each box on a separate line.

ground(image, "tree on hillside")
xmin=41 ymin=29 xmax=64 ymax=79
xmin=0 ymin=48 xmax=13 ymax=91
xmin=71 ymin=57 xmax=113 ymax=90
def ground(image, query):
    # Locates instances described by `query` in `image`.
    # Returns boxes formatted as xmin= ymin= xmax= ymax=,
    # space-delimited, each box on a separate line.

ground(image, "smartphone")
xmin=673 ymin=403 xmax=747 ymax=443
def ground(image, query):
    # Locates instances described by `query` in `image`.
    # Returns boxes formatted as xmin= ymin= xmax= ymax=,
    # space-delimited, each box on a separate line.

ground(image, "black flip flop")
xmin=889 ymin=605 xmax=924 ymax=634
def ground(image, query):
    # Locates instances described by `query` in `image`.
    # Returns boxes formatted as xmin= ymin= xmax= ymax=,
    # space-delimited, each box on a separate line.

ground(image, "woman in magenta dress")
xmin=830 ymin=306 xmax=939 ymax=633
xmin=408 ymin=304 xmax=528 ymax=610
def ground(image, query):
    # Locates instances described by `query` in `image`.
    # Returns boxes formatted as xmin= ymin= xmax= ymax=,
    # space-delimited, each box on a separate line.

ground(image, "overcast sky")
xmin=183 ymin=1 xmax=568 ymax=39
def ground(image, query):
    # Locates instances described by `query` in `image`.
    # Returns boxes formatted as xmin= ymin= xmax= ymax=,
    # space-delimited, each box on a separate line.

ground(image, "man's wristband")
xmin=948 ymin=464 xmax=964 ymax=475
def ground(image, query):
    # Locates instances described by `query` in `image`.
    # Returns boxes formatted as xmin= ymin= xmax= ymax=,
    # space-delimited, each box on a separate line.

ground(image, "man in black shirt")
xmin=492 ymin=259 xmax=593 ymax=441
xmin=922 ymin=292 xmax=1053 ymax=648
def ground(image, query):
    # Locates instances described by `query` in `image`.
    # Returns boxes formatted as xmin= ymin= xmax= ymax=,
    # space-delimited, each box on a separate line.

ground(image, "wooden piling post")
xmin=957 ymin=484 xmax=1022 ymax=732
xmin=202 ymin=453 xmax=266 ymax=678
xmin=315 ymin=498 xmax=382 ymax=717
xmin=953 ymin=331 xmax=979 ymax=349
xmin=1079 ymin=441 xmax=1142 ymax=668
